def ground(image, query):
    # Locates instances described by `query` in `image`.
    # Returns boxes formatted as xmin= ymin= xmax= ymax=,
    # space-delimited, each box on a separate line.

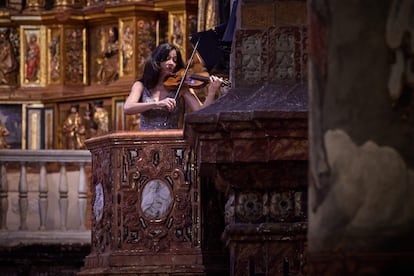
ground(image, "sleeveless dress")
xmin=139 ymin=87 xmax=182 ymax=130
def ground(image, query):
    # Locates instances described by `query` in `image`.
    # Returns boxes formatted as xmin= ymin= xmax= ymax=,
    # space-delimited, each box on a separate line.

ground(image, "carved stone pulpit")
xmin=79 ymin=130 xmax=228 ymax=275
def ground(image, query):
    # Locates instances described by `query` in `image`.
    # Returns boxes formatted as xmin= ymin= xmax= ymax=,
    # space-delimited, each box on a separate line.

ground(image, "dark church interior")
xmin=0 ymin=0 xmax=413 ymax=275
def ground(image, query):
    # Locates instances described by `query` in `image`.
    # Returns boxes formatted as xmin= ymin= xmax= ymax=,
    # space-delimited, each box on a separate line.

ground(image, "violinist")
xmin=123 ymin=43 xmax=223 ymax=130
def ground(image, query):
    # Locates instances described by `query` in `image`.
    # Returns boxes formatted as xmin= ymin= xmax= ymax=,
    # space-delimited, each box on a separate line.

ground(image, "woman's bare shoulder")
xmin=132 ymin=80 xmax=144 ymax=89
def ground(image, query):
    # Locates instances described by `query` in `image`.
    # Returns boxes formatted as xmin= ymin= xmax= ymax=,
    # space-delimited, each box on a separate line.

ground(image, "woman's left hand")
xmin=207 ymin=75 xmax=223 ymax=97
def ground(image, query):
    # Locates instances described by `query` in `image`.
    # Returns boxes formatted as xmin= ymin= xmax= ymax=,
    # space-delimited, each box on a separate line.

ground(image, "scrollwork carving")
xmin=91 ymin=147 xmax=113 ymax=254
xmin=117 ymin=142 xmax=195 ymax=252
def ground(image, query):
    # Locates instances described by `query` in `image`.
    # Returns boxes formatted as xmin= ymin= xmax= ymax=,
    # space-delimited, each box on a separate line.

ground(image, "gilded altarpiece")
xmin=64 ymin=27 xmax=85 ymax=85
xmin=21 ymin=25 xmax=85 ymax=87
xmin=170 ymin=13 xmax=185 ymax=54
xmin=20 ymin=26 xmax=46 ymax=86
xmin=119 ymin=18 xmax=135 ymax=78
xmin=89 ymin=17 xmax=157 ymax=85
xmin=135 ymin=18 xmax=157 ymax=78
xmin=81 ymin=131 xmax=211 ymax=275
xmin=47 ymin=27 xmax=62 ymax=84
xmin=91 ymin=24 xmax=120 ymax=85
xmin=0 ymin=27 xmax=19 ymax=88
xmin=169 ymin=12 xmax=198 ymax=61
xmin=57 ymin=100 xmax=112 ymax=149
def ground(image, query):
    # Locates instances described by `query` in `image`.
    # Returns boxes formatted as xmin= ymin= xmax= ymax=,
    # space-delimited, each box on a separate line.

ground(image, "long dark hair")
xmin=140 ymin=43 xmax=185 ymax=89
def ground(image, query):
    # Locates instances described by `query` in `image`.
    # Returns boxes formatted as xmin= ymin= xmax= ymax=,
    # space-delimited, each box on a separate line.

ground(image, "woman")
xmin=123 ymin=43 xmax=222 ymax=130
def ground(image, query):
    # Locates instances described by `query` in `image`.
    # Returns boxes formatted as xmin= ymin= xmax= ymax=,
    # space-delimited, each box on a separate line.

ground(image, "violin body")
xmin=164 ymin=68 xmax=230 ymax=90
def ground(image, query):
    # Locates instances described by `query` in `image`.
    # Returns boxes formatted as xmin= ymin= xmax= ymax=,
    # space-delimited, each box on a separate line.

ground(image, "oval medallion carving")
xmin=141 ymin=179 xmax=173 ymax=219
xmin=93 ymin=182 xmax=104 ymax=222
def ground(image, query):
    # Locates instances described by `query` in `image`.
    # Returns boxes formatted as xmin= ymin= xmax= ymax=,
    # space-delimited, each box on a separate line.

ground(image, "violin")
xmin=163 ymin=68 xmax=231 ymax=90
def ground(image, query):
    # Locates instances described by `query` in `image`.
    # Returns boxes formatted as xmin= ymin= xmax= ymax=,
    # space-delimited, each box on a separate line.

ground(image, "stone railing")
xmin=0 ymin=149 xmax=91 ymax=246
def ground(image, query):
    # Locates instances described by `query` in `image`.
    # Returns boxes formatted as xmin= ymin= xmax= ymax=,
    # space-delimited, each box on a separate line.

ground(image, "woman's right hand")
xmin=158 ymin=97 xmax=176 ymax=112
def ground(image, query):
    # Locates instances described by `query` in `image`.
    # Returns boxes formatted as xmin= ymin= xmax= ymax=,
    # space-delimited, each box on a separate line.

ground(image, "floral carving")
xmin=235 ymin=191 xmax=263 ymax=222
xmin=269 ymin=191 xmax=293 ymax=220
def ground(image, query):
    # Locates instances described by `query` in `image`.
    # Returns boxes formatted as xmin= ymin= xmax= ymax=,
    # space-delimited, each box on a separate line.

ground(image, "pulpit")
xmin=79 ymin=130 xmax=228 ymax=275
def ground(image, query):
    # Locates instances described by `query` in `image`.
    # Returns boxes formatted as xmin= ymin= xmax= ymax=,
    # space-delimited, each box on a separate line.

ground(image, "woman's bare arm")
xmin=182 ymin=76 xmax=222 ymax=112
xmin=124 ymin=81 xmax=176 ymax=114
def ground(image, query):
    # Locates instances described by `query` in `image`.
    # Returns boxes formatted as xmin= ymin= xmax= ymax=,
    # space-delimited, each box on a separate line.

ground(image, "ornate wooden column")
xmin=79 ymin=130 xmax=228 ymax=275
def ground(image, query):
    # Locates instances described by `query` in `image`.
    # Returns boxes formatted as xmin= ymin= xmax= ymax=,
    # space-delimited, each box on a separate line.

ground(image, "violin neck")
xmin=190 ymin=74 xmax=209 ymax=82
xmin=190 ymin=73 xmax=231 ymax=87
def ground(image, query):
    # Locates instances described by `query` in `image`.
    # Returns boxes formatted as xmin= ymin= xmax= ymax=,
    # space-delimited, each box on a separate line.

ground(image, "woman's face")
xmin=160 ymin=49 xmax=177 ymax=76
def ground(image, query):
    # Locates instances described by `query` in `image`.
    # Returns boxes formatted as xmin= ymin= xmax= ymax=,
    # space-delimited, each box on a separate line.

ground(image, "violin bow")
xmin=173 ymin=38 xmax=200 ymax=100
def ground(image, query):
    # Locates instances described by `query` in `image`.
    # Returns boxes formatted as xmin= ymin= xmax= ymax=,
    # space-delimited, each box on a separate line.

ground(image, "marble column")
xmin=307 ymin=0 xmax=414 ymax=274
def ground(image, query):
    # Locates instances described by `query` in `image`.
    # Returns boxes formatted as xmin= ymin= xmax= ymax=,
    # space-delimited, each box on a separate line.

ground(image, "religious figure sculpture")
xmin=83 ymin=103 xmax=97 ymax=139
xmin=26 ymin=33 xmax=41 ymax=82
xmin=92 ymin=100 xmax=109 ymax=136
xmin=65 ymin=29 xmax=84 ymax=85
xmin=122 ymin=25 xmax=134 ymax=73
xmin=62 ymin=104 xmax=86 ymax=149
xmin=96 ymin=26 xmax=119 ymax=84
xmin=0 ymin=28 xmax=17 ymax=85
xmin=49 ymin=34 xmax=61 ymax=81
xmin=0 ymin=121 xmax=10 ymax=149
xmin=171 ymin=18 xmax=183 ymax=48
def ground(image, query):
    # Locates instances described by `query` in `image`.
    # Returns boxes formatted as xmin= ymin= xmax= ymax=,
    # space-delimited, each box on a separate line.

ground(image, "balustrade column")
xmin=0 ymin=162 xmax=8 ymax=230
xmin=0 ymin=149 xmax=91 ymax=242
xmin=59 ymin=162 xmax=68 ymax=230
xmin=19 ymin=162 xmax=28 ymax=230
xmin=78 ymin=162 xmax=87 ymax=230
xmin=38 ymin=162 xmax=48 ymax=230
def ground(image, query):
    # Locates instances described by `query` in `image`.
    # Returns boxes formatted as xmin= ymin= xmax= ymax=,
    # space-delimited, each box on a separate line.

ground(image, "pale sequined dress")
xmin=139 ymin=87 xmax=182 ymax=130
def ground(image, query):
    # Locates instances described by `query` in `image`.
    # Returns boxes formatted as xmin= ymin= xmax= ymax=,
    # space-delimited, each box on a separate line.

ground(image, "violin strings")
xmin=173 ymin=38 xmax=200 ymax=100
xmin=163 ymin=38 xmax=201 ymax=127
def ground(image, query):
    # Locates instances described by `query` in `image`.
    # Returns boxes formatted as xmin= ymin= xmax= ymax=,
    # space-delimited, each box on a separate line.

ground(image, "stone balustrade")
xmin=0 ymin=149 xmax=91 ymax=246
